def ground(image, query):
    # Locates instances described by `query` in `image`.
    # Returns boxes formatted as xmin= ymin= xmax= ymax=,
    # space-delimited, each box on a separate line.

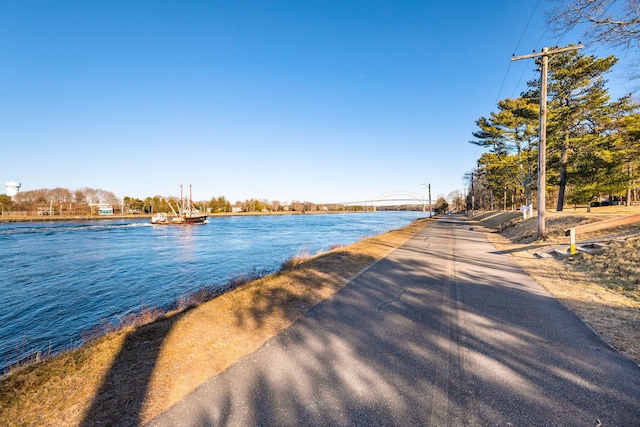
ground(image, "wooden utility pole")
xmin=471 ymin=172 xmax=475 ymax=216
xmin=511 ymin=44 xmax=582 ymax=238
xmin=428 ymin=183 xmax=432 ymax=218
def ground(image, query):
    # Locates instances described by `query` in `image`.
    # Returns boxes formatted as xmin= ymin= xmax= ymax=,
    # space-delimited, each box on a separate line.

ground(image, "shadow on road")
xmin=146 ymin=217 xmax=640 ymax=426
xmin=80 ymin=249 xmax=383 ymax=426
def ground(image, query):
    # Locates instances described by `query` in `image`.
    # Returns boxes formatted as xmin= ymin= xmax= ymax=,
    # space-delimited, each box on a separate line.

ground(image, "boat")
xmin=150 ymin=211 xmax=207 ymax=225
xmin=150 ymin=184 xmax=208 ymax=225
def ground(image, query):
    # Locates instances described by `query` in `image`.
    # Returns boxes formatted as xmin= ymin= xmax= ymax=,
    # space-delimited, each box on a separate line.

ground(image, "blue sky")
xmin=0 ymin=1 xmax=634 ymax=204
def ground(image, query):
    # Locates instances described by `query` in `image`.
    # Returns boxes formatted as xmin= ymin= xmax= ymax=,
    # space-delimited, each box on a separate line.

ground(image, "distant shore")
xmin=0 ymin=214 xmax=153 ymax=223
xmin=0 ymin=210 xmax=377 ymax=223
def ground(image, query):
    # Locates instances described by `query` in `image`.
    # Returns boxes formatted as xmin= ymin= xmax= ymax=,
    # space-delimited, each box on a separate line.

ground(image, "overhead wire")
xmin=515 ymin=0 xmax=542 ymax=53
xmin=511 ymin=64 xmax=536 ymax=98
xmin=469 ymin=0 xmax=543 ymax=173
xmin=492 ymin=0 xmax=541 ymax=109
xmin=512 ymin=0 xmax=559 ymax=98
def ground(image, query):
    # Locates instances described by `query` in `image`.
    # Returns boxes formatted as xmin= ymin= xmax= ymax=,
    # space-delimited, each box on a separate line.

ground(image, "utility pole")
xmin=511 ymin=44 xmax=582 ymax=238
xmin=470 ymin=172 xmax=475 ymax=216
xmin=421 ymin=183 xmax=431 ymax=216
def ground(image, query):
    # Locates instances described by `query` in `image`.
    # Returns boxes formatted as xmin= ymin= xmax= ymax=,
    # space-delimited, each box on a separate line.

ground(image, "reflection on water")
xmin=0 ymin=211 xmax=425 ymax=371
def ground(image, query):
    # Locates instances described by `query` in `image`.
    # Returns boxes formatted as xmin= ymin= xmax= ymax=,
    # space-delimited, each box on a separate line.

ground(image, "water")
xmin=0 ymin=211 xmax=425 ymax=371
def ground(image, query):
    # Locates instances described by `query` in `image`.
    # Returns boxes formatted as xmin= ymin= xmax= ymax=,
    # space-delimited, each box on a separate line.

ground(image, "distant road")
xmin=148 ymin=215 xmax=640 ymax=426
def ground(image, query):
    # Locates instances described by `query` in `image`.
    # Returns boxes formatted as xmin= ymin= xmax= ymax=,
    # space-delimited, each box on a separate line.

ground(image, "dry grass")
xmin=473 ymin=206 xmax=640 ymax=364
xmin=572 ymin=237 xmax=640 ymax=295
xmin=0 ymin=217 xmax=433 ymax=427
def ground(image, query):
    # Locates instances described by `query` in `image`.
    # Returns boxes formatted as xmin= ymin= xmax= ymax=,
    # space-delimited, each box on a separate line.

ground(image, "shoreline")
xmin=0 ymin=214 xmax=152 ymax=223
xmin=0 ymin=210 xmax=380 ymax=223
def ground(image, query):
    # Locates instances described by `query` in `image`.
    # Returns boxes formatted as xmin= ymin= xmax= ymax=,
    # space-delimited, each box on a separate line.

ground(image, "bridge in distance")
xmin=339 ymin=190 xmax=432 ymax=212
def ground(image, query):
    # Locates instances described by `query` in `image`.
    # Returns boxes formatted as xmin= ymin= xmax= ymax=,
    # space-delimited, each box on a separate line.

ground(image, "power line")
xmin=514 ymin=0 xmax=541 ymax=54
xmin=492 ymin=0 xmax=543 ymax=111
xmin=511 ymin=64 xmax=536 ymax=98
xmin=493 ymin=6 xmax=559 ymax=120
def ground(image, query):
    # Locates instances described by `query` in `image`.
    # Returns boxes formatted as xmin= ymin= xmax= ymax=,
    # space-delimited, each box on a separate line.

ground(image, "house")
xmin=97 ymin=205 xmax=114 ymax=215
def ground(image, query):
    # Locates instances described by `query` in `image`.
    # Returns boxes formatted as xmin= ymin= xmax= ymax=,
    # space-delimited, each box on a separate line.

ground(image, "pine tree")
xmin=543 ymin=50 xmax=618 ymax=210
xmin=470 ymin=96 xmax=538 ymax=207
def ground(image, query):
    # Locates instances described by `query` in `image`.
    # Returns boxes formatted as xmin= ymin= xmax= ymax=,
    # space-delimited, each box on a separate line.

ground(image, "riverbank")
xmin=0 ymin=209 xmax=371 ymax=223
xmin=0 ymin=214 xmax=152 ymax=223
xmin=0 ymin=217 xmax=435 ymax=426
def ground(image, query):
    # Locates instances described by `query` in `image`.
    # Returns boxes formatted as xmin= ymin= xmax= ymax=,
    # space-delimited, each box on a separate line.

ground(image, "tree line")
xmin=122 ymin=195 xmax=357 ymax=215
xmin=468 ymin=0 xmax=640 ymax=212
xmin=0 ymin=187 xmax=376 ymax=216
xmin=469 ymin=53 xmax=638 ymax=211
xmin=0 ymin=187 xmax=120 ymax=216
xmin=0 ymin=186 xmax=453 ymax=216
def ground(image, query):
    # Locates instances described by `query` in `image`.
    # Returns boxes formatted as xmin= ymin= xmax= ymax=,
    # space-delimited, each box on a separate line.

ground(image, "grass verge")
xmin=471 ymin=206 xmax=640 ymax=364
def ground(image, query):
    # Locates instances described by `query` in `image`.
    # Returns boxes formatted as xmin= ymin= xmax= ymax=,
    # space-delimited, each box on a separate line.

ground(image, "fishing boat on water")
xmin=150 ymin=184 xmax=208 ymax=225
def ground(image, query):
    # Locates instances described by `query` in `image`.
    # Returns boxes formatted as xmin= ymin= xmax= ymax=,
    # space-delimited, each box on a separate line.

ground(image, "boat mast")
xmin=179 ymin=184 xmax=184 ymax=215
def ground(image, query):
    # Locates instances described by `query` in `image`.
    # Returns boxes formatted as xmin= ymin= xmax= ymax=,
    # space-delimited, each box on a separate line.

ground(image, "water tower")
xmin=5 ymin=181 xmax=21 ymax=199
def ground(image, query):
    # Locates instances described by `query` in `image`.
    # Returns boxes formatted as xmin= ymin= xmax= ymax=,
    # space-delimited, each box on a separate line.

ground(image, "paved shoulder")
xmin=148 ymin=216 xmax=640 ymax=426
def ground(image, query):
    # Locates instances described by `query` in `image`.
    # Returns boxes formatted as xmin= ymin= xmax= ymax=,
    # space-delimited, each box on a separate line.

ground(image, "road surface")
xmin=147 ymin=215 xmax=640 ymax=426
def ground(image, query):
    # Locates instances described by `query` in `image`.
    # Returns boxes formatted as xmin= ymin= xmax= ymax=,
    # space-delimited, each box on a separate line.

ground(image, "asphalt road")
xmin=147 ymin=215 xmax=640 ymax=426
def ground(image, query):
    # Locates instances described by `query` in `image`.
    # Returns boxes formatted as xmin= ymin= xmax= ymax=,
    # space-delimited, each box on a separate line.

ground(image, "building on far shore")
xmin=5 ymin=181 xmax=21 ymax=199
xmin=94 ymin=204 xmax=114 ymax=215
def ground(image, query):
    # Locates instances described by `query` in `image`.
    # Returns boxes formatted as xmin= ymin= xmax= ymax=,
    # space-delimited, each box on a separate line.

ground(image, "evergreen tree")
xmin=209 ymin=195 xmax=232 ymax=213
xmin=542 ymin=50 xmax=618 ymax=210
xmin=470 ymin=96 xmax=538 ymax=207
xmin=472 ymin=50 xmax=639 ymax=212
xmin=0 ymin=194 xmax=13 ymax=211
xmin=611 ymin=107 xmax=640 ymax=206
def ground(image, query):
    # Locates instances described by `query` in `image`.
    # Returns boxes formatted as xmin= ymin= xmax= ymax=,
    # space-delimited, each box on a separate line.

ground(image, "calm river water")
xmin=0 ymin=211 xmax=425 ymax=371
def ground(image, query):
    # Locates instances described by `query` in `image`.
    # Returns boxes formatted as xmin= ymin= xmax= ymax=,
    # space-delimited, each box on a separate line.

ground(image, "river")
xmin=0 ymin=211 xmax=426 ymax=372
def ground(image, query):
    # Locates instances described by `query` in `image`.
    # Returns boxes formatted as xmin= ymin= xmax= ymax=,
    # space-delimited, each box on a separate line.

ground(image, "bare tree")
xmin=303 ymin=201 xmax=317 ymax=212
xmin=95 ymin=189 xmax=119 ymax=205
xmin=548 ymin=0 xmax=640 ymax=76
xmin=447 ymin=190 xmax=466 ymax=212
xmin=73 ymin=189 xmax=86 ymax=204
xmin=290 ymin=201 xmax=304 ymax=212
xmin=49 ymin=187 xmax=71 ymax=203
xmin=80 ymin=187 xmax=118 ymax=205
xmin=12 ymin=189 xmax=49 ymax=213
xmin=549 ymin=0 xmax=640 ymax=47
xmin=49 ymin=187 xmax=72 ymax=215
xmin=81 ymin=187 xmax=99 ymax=205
